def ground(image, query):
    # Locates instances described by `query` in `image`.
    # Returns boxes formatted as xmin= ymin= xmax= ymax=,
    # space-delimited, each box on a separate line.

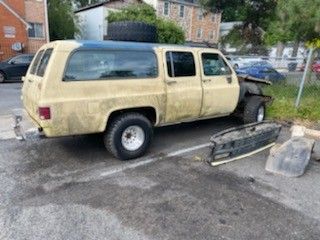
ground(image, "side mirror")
xmin=9 ymin=60 xmax=15 ymax=65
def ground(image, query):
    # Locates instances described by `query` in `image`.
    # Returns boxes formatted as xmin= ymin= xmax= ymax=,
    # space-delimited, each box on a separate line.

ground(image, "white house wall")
xmin=76 ymin=6 xmax=105 ymax=40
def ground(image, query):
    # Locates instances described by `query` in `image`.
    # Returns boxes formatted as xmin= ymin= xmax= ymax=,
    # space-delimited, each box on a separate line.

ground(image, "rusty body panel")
xmin=22 ymin=40 xmax=240 ymax=137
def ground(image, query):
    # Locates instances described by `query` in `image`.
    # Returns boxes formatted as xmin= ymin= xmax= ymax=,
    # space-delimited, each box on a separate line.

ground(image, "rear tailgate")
xmin=22 ymin=48 xmax=53 ymax=123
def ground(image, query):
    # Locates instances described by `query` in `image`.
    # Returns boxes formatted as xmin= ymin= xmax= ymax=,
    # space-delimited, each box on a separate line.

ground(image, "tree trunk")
xmin=276 ymin=42 xmax=285 ymax=58
xmin=292 ymin=41 xmax=300 ymax=57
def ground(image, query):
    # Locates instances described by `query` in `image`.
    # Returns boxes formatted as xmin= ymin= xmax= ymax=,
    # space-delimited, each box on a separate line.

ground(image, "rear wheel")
xmin=104 ymin=113 xmax=153 ymax=160
xmin=0 ymin=71 xmax=6 ymax=83
xmin=242 ymin=96 xmax=266 ymax=123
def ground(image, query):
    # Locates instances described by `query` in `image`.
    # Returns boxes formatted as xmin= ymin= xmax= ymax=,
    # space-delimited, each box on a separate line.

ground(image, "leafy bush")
xmin=107 ymin=3 xmax=185 ymax=44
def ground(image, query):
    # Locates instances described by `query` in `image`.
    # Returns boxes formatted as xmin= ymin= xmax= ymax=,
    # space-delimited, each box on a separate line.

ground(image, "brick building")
xmin=75 ymin=0 xmax=221 ymax=45
xmin=0 ymin=0 xmax=49 ymax=61
xmin=155 ymin=0 xmax=221 ymax=45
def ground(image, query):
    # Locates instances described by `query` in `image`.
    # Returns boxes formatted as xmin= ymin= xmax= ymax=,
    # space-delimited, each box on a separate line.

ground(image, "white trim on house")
xmin=44 ymin=0 xmax=50 ymax=42
xmin=0 ymin=0 xmax=31 ymax=29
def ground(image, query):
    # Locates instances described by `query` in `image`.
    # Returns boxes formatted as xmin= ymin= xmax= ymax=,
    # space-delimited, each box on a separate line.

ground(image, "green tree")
xmin=107 ymin=3 xmax=185 ymax=44
xmin=200 ymin=0 xmax=277 ymax=54
xmin=48 ymin=0 xmax=79 ymax=40
xmin=264 ymin=0 xmax=320 ymax=57
xmin=266 ymin=0 xmax=320 ymax=45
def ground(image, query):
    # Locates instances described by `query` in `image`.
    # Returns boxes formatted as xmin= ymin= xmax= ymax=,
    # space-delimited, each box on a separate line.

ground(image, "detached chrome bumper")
xmin=208 ymin=121 xmax=282 ymax=166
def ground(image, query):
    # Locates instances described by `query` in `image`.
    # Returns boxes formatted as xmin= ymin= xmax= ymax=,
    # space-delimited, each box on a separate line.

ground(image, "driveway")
xmin=0 ymin=83 xmax=320 ymax=240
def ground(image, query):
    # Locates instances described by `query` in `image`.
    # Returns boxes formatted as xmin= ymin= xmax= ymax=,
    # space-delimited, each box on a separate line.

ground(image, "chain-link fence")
xmin=267 ymin=48 xmax=319 ymax=117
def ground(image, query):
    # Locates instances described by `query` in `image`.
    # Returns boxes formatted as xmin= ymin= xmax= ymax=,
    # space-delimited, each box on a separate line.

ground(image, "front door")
xmin=163 ymin=49 xmax=202 ymax=123
xmin=198 ymin=51 xmax=240 ymax=117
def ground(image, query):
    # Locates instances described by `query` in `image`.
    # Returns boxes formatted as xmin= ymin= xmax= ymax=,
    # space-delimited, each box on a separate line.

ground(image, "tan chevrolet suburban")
xmin=22 ymin=40 xmax=270 ymax=160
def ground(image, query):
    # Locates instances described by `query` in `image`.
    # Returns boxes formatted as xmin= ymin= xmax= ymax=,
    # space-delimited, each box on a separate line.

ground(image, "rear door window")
xmin=166 ymin=51 xmax=196 ymax=77
xmin=30 ymin=50 xmax=44 ymax=74
xmin=64 ymin=50 xmax=158 ymax=81
xmin=201 ymin=53 xmax=231 ymax=76
xmin=37 ymin=49 xmax=53 ymax=77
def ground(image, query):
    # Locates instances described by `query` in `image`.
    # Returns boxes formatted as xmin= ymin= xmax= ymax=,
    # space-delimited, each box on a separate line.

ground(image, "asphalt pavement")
xmin=1 ymin=83 xmax=320 ymax=240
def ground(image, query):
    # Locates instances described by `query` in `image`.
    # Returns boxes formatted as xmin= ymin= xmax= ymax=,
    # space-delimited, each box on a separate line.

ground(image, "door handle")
xmin=226 ymin=76 xmax=232 ymax=84
xmin=166 ymin=80 xmax=177 ymax=85
xmin=202 ymin=79 xmax=211 ymax=83
xmin=28 ymin=79 xmax=33 ymax=83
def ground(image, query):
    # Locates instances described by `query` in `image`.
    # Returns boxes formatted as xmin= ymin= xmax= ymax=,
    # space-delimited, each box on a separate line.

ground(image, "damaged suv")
xmin=22 ymin=40 xmax=271 ymax=160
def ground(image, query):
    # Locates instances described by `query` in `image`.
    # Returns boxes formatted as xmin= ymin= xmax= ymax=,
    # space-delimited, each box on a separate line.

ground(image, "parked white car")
xmin=226 ymin=56 xmax=263 ymax=69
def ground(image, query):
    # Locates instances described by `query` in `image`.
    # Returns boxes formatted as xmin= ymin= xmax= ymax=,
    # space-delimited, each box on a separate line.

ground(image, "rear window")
xmin=64 ymin=50 xmax=158 ymax=81
xmin=30 ymin=50 xmax=44 ymax=74
xmin=29 ymin=48 xmax=53 ymax=76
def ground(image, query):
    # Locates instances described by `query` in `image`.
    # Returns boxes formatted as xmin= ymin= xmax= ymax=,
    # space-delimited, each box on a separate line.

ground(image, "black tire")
xmin=104 ymin=113 xmax=153 ymax=160
xmin=242 ymin=96 xmax=266 ymax=123
xmin=0 ymin=71 xmax=6 ymax=83
xmin=106 ymin=21 xmax=157 ymax=43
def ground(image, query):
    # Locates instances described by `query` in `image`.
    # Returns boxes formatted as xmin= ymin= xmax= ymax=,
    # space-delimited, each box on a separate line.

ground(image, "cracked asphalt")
xmin=1 ymin=83 xmax=320 ymax=240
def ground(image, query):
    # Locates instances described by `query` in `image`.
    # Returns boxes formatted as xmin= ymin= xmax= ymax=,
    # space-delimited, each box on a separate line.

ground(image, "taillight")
xmin=38 ymin=107 xmax=51 ymax=120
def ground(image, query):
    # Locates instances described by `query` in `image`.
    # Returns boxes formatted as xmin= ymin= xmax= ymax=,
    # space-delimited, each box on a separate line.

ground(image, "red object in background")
xmin=300 ymin=61 xmax=320 ymax=73
xmin=312 ymin=61 xmax=320 ymax=73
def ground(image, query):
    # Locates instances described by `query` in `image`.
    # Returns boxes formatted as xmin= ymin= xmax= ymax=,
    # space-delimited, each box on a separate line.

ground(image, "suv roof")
xmin=46 ymin=40 xmax=219 ymax=52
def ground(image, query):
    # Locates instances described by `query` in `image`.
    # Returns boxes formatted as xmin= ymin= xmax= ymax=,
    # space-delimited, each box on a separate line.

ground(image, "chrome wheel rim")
xmin=121 ymin=125 xmax=145 ymax=151
xmin=257 ymin=106 xmax=265 ymax=122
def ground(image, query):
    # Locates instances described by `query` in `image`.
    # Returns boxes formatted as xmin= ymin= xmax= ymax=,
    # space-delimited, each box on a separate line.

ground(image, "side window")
xmin=201 ymin=53 xmax=231 ymax=76
xmin=64 ymin=50 xmax=158 ymax=81
xmin=37 ymin=49 xmax=53 ymax=77
xmin=30 ymin=50 xmax=44 ymax=74
xmin=166 ymin=51 xmax=196 ymax=77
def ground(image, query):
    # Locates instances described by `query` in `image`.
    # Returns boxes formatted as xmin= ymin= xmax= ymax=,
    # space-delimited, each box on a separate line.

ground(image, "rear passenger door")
xmin=163 ymin=50 xmax=202 ymax=122
xmin=199 ymin=51 xmax=240 ymax=117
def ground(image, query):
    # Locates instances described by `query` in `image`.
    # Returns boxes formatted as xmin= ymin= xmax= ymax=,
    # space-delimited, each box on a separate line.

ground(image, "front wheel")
xmin=242 ymin=96 xmax=266 ymax=123
xmin=104 ymin=113 xmax=153 ymax=160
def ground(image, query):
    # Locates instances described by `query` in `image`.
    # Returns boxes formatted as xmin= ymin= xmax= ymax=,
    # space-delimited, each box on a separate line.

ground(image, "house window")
xmin=3 ymin=26 xmax=16 ymax=38
xmin=28 ymin=23 xmax=44 ymax=38
xmin=197 ymin=9 xmax=203 ymax=20
xmin=211 ymin=14 xmax=215 ymax=22
xmin=179 ymin=5 xmax=185 ymax=18
xmin=164 ymin=2 xmax=170 ymax=16
xmin=196 ymin=28 xmax=202 ymax=39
